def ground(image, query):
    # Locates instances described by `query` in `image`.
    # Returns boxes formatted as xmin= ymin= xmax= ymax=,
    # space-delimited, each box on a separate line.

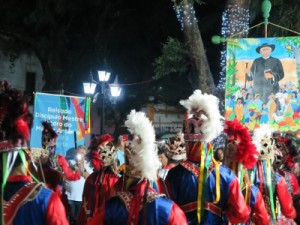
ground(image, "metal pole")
xmin=101 ymin=82 xmax=105 ymax=135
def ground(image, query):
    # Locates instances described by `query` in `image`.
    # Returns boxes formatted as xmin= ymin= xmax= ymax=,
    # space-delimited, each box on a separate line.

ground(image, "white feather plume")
xmin=179 ymin=90 xmax=224 ymax=142
xmin=124 ymin=110 xmax=160 ymax=180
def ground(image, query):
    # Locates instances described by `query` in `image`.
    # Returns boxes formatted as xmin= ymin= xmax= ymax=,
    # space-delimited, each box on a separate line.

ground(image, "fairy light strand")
xmin=218 ymin=5 xmax=250 ymax=89
xmin=173 ymin=3 xmax=198 ymax=30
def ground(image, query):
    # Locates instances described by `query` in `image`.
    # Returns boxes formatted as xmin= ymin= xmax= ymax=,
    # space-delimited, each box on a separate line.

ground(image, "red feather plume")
xmin=224 ymin=119 xmax=258 ymax=169
xmin=15 ymin=117 xmax=30 ymax=140
xmin=100 ymin=134 xmax=114 ymax=145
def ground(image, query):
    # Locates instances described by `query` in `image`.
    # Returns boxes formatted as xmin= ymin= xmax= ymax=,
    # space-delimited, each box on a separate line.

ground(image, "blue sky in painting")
xmin=232 ymin=37 xmax=292 ymax=60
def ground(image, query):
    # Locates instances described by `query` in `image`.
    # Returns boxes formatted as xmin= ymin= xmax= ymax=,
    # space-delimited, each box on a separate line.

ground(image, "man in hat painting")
xmin=0 ymin=80 xmax=68 ymax=225
xmin=246 ymin=43 xmax=285 ymax=103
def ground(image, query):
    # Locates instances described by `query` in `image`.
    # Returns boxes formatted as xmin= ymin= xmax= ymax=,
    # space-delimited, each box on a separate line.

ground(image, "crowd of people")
xmin=1 ymin=81 xmax=300 ymax=225
xmin=225 ymin=83 xmax=300 ymax=131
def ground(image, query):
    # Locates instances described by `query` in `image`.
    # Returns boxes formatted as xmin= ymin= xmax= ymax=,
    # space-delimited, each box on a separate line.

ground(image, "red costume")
xmin=252 ymin=125 xmax=296 ymax=223
xmin=88 ymin=110 xmax=187 ymax=225
xmin=38 ymin=121 xmax=80 ymax=220
xmin=223 ymin=119 xmax=270 ymax=225
xmin=76 ymin=134 xmax=119 ymax=225
xmin=0 ymin=80 xmax=69 ymax=225
xmin=4 ymin=175 xmax=69 ymax=225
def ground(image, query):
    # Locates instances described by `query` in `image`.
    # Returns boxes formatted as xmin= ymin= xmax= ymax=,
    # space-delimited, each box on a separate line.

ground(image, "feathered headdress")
xmin=252 ymin=124 xmax=275 ymax=161
xmin=124 ymin=110 xmax=160 ymax=180
xmin=179 ymin=90 xmax=223 ymax=142
xmin=101 ymin=134 xmax=114 ymax=144
xmin=166 ymin=132 xmax=187 ymax=161
xmin=224 ymin=119 xmax=258 ymax=169
xmin=0 ymin=80 xmax=33 ymax=152
xmin=0 ymin=80 xmax=33 ymax=225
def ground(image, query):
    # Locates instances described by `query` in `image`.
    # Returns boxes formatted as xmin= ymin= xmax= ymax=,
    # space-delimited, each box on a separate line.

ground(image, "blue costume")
xmin=88 ymin=180 xmax=187 ymax=225
xmin=241 ymin=185 xmax=270 ymax=225
xmin=4 ymin=175 xmax=68 ymax=225
xmin=165 ymin=161 xmax=250 ymax=225
xmin=87 ymin=110 xmax=187 ymax=225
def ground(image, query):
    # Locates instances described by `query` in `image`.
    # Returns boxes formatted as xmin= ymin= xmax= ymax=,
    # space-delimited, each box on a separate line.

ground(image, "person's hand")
xmin=264 ymin=70 xmax=273 ymax=79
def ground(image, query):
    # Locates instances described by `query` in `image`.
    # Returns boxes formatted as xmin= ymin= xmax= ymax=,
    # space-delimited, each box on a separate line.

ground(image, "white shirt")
xmin=64 ymin=159 xmax=93 ymax=201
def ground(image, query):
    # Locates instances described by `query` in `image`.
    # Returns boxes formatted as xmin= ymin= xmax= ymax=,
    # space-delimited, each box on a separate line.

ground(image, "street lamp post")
xmin=98 ymin=71 xmax=110 ymax=135
xmin=83 ymin=70 xmax=121 ymax=135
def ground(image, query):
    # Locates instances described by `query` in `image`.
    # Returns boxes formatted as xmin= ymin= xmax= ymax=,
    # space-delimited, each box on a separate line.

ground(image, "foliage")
xmin=153 ymin=37 xmax=189 ymax=80
xmin=225 ymin=59 xmax=238 ymax=97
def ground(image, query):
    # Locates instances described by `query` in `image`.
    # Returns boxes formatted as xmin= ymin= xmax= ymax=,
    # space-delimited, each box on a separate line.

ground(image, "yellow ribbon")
xmin=197 ymin=143 xmax=206 ymax=223
xmin=232 ymin=162 xmax=237 ymax=174
xmin=244 ymin=168 xmax=250 ymax=204
xmin=197 ymin=143 xmax=220 ymax=223
xmin=212 ymin=154 xmax=220 ymax=204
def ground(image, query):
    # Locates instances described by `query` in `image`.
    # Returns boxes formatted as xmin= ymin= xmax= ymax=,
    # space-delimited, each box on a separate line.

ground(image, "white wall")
xmin=0 ymin=52 xmax=44 ymax=92
xmin=142 ymin=103 xmax=184 ymax=136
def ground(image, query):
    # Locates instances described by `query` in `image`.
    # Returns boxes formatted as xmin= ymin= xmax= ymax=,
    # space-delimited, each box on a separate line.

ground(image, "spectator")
xmin=64 ymin=145 xmax=93 ymax=222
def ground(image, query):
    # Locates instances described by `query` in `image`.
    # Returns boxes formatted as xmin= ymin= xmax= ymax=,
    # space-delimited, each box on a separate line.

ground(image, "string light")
xmin=217 ymin=5 xmax=250 ymax=89
xmin=173 ymin=3 xmax=198 ymax=30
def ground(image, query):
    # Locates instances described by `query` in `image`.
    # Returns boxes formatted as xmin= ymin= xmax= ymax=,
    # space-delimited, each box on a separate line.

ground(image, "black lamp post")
xmin=83 ymin=71 xmax=121 ymax=135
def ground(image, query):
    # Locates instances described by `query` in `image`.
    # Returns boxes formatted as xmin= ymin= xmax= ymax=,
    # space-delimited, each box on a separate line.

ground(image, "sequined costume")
xmin=88 ymin=179 xmax=187 ymax=225
xmin=165 ymin=158 xmax=250 ymax=225
xmin=164 ymin=91 xmax=250 ymax=225
xmin=4 ymin=175 xmax=69 ymax=225
xmin=87 ymin=110 xmax=187 ymax=225
xmin=76 ymin=134 xmax=119 ymax=225
xmin=76 ymin=167 xmax=119 ymax=224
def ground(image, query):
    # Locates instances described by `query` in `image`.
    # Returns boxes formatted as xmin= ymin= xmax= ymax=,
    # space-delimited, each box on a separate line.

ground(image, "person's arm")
xmin=246 ymin=60 xmax=257 ymax=81
xmin=45 ymin=192 xmax=69 ymax=225
xmin=225 ymin=177 xmax=251 ymax=224
xmin=167 ymin=202 xmax=188 ymax=225
xmin=290 ymin=172 xmax=300 ymax=196
xmin=272 ymin=58 xmax=285 ymax=83
xmin=57 ymin=155 xmax=81 ymax=181
xmin=251 ymin=187 xmax=270 ymax=225
xmin=277 ymin=176 xmax=296 ymax=219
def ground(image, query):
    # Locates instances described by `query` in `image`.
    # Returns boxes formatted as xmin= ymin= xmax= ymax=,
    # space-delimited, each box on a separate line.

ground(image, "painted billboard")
xmin=225 ymin=37 xmax=300 ymax=132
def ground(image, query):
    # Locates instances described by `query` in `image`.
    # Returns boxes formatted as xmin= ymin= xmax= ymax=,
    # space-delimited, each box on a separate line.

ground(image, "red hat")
xmin=41 ymin=121 xmax=58 ymax=151
xmin=224 ymin=119 xmax=258 ymax=169
xmin=87 ymin=134 xmax=115 ymax=170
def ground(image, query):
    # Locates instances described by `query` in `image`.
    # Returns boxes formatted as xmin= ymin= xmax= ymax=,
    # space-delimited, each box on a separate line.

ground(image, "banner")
xmin=30 ymin=93 xmax=90 ymax=156
xmin=225 ymin=37 xmax=300 ymax=132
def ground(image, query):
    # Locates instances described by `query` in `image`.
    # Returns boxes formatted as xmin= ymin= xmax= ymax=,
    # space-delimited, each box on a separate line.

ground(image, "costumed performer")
xmin=223 ymin=118 xmax=269 ymax=225
xmin=87 ymin=110 xmax=188 ymax=225
xmin=164 ymin=90 xmax=250 ymax=225
xmin=38 ymin=121 xmax=81 ymax=220
xmin=252 ymin=125 xmax=296 ymax=224
xmin=76 ymin=134 xmax=119 ymax=225
xmin=0 ymin=80 xmax=68 ymax=225
xmin=157 ymin=132 xmax=187 ymax=193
